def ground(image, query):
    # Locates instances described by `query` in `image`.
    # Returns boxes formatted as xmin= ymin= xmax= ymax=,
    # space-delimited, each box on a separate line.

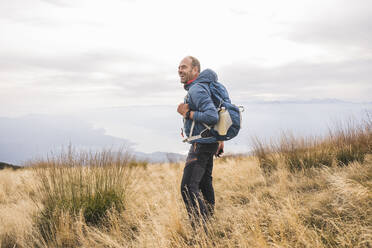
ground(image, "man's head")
xmin=178 ymin=56 xmax=200 ymax=84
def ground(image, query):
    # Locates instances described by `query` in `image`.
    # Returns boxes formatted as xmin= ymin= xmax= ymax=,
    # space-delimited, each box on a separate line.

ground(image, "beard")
xmin=179 ymin=70 xmax=193 ymax=84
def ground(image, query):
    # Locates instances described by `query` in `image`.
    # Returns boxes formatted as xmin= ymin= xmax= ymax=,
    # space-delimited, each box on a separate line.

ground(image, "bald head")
xmin=186 ymin=56 xmax=200 ymax=73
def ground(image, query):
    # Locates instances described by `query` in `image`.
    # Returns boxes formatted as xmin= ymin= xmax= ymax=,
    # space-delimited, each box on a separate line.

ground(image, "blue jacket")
xmin=183 ymin=69 xmax=219 ymax=143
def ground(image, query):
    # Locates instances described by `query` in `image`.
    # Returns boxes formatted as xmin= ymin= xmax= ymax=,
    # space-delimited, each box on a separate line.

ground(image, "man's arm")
xmin=189 ymin=85 xmax=218 ymax=125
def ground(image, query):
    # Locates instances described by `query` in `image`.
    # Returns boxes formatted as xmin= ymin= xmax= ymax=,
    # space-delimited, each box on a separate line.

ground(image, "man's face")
xmin=178 ymin=57 xmax=198 ymax=84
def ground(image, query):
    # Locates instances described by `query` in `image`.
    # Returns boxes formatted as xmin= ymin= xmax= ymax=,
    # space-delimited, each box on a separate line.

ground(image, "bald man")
xmin=177 ymin=56 xmax=223 ymax=228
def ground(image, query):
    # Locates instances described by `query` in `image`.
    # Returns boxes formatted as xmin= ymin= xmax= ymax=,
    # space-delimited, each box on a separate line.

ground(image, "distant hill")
xmin=0 ymin=162 xmax=21 ymax=170
xmin=133 ymin=151 xmax=186 ymax=163
xmin=247 ymin=98 xmax=352 ymax=105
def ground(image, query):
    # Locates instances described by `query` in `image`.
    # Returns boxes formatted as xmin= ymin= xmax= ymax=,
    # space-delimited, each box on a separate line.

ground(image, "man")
xmin=177 ymin=56 xmax=223 ymax=228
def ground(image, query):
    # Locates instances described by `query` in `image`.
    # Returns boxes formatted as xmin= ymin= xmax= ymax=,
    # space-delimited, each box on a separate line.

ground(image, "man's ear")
xmin=192 ymin=66 xmax=199 ymax=75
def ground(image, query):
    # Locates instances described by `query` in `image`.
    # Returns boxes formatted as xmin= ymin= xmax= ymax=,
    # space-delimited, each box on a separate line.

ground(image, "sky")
xmin=0 ymin=0 xmax=371 ymax=163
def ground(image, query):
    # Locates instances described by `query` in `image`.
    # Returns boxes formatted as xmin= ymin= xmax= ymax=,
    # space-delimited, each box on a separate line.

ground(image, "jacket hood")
xmin=195 ymin=69 xmax=218 ymax=84
xmin=184 ymin=69 xmax=218 ymax=91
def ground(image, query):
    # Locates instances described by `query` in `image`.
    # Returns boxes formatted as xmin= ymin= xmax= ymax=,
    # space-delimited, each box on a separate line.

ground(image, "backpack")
xmin=207 ymin=81 xmax=244 ymax=141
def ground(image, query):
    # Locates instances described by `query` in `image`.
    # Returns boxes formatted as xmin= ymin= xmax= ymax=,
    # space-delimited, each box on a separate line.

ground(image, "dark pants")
xmin=181 ymin=142 xmax=219 ymax=227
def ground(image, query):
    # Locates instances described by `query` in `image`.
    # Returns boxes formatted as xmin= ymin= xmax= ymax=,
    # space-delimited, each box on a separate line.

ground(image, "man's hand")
xmin=215 ymin=141 xmax=224 ymax=157
xmin=177 ymin=103 xmax=189 ymax=117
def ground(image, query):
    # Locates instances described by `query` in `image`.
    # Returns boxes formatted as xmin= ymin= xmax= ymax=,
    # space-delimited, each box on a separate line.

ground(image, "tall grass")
xmin=0 ymin=148 xmax=371 ymax=247
xmin=253 ymin=115 xmax=372 ymax=172
xmin=31 ymin=147 xmax=132 ymax=245
xmin=329 ymin=118 xmax=371 ymax=165
xmin=278 ymin=134 xmax=334 ymax=172
xmin=252 ymin=137 xmax=278 ymax=175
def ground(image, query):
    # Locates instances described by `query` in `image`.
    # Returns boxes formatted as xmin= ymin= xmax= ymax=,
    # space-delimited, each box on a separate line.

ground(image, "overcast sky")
xmin=1 ymin=0 xmax=371 ymax=117
xmin=1 ymin=0 xmax=372 ymax=162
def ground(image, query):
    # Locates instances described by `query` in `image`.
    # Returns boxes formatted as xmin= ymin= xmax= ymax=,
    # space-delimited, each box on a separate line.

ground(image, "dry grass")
xmin=253 ymin=115 xmax=372 ymax=173
xmin=0 ymin=168 xmax=39 ymax=247
xmin=0 ymin=118 xmax=371 ymax=247
xmin=0 ymin=151 xmax=371 ymax=247
xmin=31 ymin=148 xmax=136 ymax=247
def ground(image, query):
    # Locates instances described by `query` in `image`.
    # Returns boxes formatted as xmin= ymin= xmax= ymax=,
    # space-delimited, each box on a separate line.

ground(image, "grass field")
xmin=0 ymin=119 xmax=371 ymax=247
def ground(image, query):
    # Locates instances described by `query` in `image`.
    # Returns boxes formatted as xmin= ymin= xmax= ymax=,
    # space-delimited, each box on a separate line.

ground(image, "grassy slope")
xmin=0 ymin=155 xmax=371 ymax=248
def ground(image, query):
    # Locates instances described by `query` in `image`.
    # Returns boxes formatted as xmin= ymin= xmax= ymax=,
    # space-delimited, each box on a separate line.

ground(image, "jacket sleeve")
xmin=189 ymin=85 xmax=219 ymax=125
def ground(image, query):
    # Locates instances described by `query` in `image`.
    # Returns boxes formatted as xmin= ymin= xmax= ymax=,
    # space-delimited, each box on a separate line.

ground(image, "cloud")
xmin=0 ymin=49 xmax=175 ymax=92
xmin=0 ymin=0 xmax=63 ymax=24
xmin=39 ymin=0 xmax=74 ymax=7
xmin=219 ymin=58 xmax=372 ymax=101
xmin=0 ymin=50 xmax=146 ymax=74
xmin=0 ymin=47 xmax=180 ymax=109
xmin=1 ymin=0 xmax=371 ymax=117
xmin=288 ymin=0 xmax=372 ymax=55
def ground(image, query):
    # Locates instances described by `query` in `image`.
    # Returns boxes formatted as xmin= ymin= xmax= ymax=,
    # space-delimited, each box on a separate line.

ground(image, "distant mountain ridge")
xmin=1 ymin=100 xmax=370 ymax=164
xmin=133 ymin=151 xmax=186 ymax=163
xmin=245 ymin=98 xmax=357 ymax=105
xmin=0 ymin=162 xmax=21 ymax=170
